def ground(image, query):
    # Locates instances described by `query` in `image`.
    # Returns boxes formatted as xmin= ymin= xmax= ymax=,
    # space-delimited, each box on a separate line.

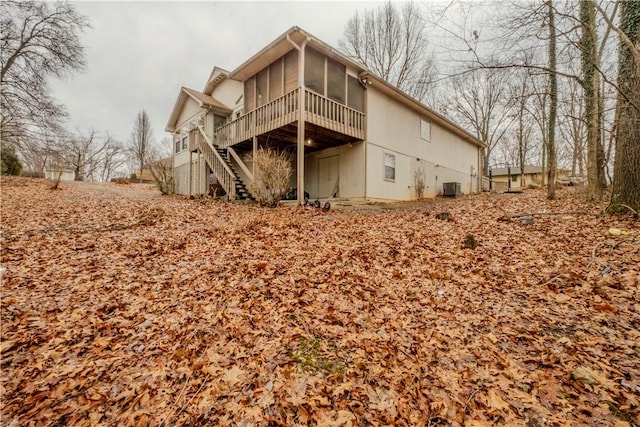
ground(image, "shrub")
xmin=245 ymin=148 xmax=292 ymax=207
xmin=1 ymin=145 xmax=22 ymax=176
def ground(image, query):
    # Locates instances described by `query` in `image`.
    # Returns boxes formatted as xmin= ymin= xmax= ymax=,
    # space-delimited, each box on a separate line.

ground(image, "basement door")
xmin=318 ymin=155 xmax=340 ymax=198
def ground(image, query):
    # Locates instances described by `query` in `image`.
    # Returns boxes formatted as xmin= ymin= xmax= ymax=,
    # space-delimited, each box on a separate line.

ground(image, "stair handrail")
xmin=196 ymin=126 xmax=236 ymax=201
xmin=226 ymin=146 xmax=254 ymax=183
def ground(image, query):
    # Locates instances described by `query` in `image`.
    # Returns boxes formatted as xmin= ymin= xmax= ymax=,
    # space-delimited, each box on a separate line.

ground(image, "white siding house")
xmin=165 ymin=27 xmax=484 ymax=202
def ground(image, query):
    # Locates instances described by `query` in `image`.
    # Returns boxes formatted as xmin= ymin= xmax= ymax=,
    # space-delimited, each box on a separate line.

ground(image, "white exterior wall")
xmin=173 ymin=97 xmax=202 ymax=172
xmin=212 ymin=79 xmax=243 ymax=114
xmin=365 ymin=88 xmax=480 ymax=200
xmin=174 ymin=154 xmax=207 ymax=196
xmin=302 ymin=142 xmax=365 ymax=199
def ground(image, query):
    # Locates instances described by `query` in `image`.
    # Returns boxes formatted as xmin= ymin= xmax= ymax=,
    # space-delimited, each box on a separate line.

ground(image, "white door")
xmin=318 ymin=155 xmax=340 ymax=198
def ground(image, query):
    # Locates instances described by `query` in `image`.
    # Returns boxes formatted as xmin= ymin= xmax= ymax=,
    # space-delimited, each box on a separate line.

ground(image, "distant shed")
xmin=44 ymin=168 xmax=75 ymax=181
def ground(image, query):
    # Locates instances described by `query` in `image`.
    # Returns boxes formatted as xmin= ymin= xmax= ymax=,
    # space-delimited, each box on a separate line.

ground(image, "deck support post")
xmin=288 ymin=34 xmax=309 ymax=205
xmin=189 ymin=149 xmax=193 ymax=198
xmin=296 ymin=40 xmax=308 ymax=205
xmin=252 ymin=136 xmax=257 ymax=179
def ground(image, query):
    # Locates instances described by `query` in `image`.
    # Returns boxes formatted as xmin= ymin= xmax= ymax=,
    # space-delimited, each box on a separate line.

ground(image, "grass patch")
xmin=290 ymin=336 xmax=345 ymax=374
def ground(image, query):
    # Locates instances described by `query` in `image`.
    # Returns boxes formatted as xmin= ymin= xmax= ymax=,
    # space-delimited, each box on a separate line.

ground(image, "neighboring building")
xmin=165 ymin=27 xmax=485 ymax=202
xmin=44 ymin=168 xmax=75 ymax=181
xmin=489 ymin=166 xmax=582 ymax=191
xmin=489 ymin=166 xmax=543 ymax=191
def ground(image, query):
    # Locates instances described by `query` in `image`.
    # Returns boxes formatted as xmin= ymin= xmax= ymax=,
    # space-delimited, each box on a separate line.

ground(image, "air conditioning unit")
xmin=443 ymin=182 xmax=461 ymax=197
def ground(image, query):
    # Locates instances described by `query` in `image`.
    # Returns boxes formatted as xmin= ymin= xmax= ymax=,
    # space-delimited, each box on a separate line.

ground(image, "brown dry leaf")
xmin=1 ymin=178 xmax=638 ymax=426
xmin=486 ymin=389 xmax=510 ymax=411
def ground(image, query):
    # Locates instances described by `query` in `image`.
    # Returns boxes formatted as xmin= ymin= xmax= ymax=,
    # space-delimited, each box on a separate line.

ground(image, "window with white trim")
xmin=181 ymin=136 xmax=188 ymax=151
xmin=384 ymin=153 xmax=396 ymax=181
xmin=421 ymin=117 xmax=431 ymax=141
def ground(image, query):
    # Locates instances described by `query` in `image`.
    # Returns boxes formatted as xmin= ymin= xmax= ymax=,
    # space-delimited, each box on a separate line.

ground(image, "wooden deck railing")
xmin=192 ymin=126 xmax=236 ymax=200
xmin=304 ymin=90 xmax=365 ymax=140
xmin=227 ymin=146 xmax=253 ymax=183
xmin=215 ymin=87 xmax=365 ymax=148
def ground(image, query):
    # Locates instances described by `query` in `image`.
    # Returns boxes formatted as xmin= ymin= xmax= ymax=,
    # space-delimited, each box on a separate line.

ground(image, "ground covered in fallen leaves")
xmin=1 ymin=177 xmax=638 ymax=426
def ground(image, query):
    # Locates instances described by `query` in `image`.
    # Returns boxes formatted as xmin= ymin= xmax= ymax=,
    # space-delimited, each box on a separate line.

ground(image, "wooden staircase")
xmin=214 ymin=147 xmax=252 ymax=200
xmin=191 ymin=126 xmax=253 ymax=201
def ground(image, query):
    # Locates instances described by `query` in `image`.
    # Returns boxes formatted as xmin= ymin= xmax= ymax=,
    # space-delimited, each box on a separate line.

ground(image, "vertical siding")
xmin=173 ymin=154 xmax=207 ymax=196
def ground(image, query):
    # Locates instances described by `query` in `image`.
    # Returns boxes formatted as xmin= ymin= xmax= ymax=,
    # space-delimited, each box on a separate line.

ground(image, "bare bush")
xmin=413 ymin=167 xmax=425 ymax=199
xmin=245 ymin=148 xmax=292 ymax=207
xmin=148 ymin=157 xmax=173 ymax=195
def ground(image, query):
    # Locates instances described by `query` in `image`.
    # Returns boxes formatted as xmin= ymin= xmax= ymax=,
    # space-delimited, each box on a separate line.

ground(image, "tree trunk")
xmin=581 ymin=1 xmax=604 ymax=202
xmin=546 ymin=0 xmax=557 ymax=200
xmin=610 ymin=0 xmax=640 ymax=213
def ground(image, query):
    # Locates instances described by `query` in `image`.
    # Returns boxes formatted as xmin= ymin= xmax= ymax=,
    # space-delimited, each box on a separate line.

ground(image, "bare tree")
xmin=546 ymin=0 xmax=558 ymax=200
xmin=510 ymin=70 xmax=536 ymax=187
xmin=0 ymin=0 xmax=88 ymax=145
xmin=556 ymin=77 xmax=586 ymax=177
xmin=146 ymin=138 xmax=174 ymax=194
xmin=579 ymin=0 xmax=607 ymax=201
xmin=99 ymin=138 xmax=126 ymax=182
xmin=439 ymin=67 xmax=514 ymax=175
xmin=128 ymin=109 xmax=153 ymax=178
xmin=69 ymin=129 xmax=126 ymax=181
xmin=339 ymin=1 xmax=435 ymax=102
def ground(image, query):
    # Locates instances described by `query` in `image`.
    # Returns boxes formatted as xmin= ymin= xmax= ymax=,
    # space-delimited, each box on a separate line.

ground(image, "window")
xmin=182 ymin=136 xmax=188 ymax=151
xmin=421 ymin=117 xmax=431 ymax=141
xmin=511 ymin=174 xmax=518 ymax=182
xmin=384 ymin=153 xmax=395 ymax=181
xmin=214 ymin=114 xmax=226 ymax=129
xmin=175 ymin=139 xmax=180 ymax=153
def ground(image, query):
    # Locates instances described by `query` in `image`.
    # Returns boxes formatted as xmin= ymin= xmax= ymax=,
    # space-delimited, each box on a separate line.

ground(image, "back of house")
xmin=165 ymin=26 xmax=485 ymax=202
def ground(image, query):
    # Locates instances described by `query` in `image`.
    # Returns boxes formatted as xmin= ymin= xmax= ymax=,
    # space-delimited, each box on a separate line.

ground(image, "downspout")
xmin=287 ymin=34 xmax=310 ymax=205
xmin=477 ymin=146 xmax=481 ymax=192
xmin=359 ymin=72 xmax=370 ymax=200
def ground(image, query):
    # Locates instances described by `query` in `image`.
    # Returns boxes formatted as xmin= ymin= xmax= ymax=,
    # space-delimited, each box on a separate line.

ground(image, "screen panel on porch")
xmin=244 ymin=76 xmax=255 ymax=112
xmin=256 ymin=69 xmax=268 ymax=107
xmin=284 ymin=50 xmax=298 ymax=93
xmin=305 ymin=47 xmax=325 ymax=95
xmin=347 ymin=75 xmax=364 ymax=112
xmin=327 ymin=59 xmax=346 ymax=104
xmin=269 ymin=59 xmax=283 ymax=101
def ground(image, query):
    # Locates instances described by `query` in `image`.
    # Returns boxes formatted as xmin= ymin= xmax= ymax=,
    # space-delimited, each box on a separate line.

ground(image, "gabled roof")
xmin=203 ymin=66 xmax=230 ymax=95
xmin=228 ymin=26 xmax=484 ymax=149
xmin=165 ymin=87 xmax=232 ymax=133
xmin=228 ymin=26 xmax=366 ymax=82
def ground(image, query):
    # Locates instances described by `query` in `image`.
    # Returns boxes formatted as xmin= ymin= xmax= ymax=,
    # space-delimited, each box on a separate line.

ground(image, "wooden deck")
xmin=216 ymin=88 xmax=365 ymax=148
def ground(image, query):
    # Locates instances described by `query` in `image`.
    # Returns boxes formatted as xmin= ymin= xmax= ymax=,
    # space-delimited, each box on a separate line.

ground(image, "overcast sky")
xmin=50 ymin=1 xmax=388 ymax=148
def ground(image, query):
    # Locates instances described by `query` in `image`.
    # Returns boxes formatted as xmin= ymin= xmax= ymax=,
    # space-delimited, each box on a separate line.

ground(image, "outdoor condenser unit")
xmin=443 ymin=182 xmax=461 ymax=197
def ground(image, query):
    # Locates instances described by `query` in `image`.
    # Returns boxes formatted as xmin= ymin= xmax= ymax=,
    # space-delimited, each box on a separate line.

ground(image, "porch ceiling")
xmin=229 ymin=122 xmax=359 ymax=154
